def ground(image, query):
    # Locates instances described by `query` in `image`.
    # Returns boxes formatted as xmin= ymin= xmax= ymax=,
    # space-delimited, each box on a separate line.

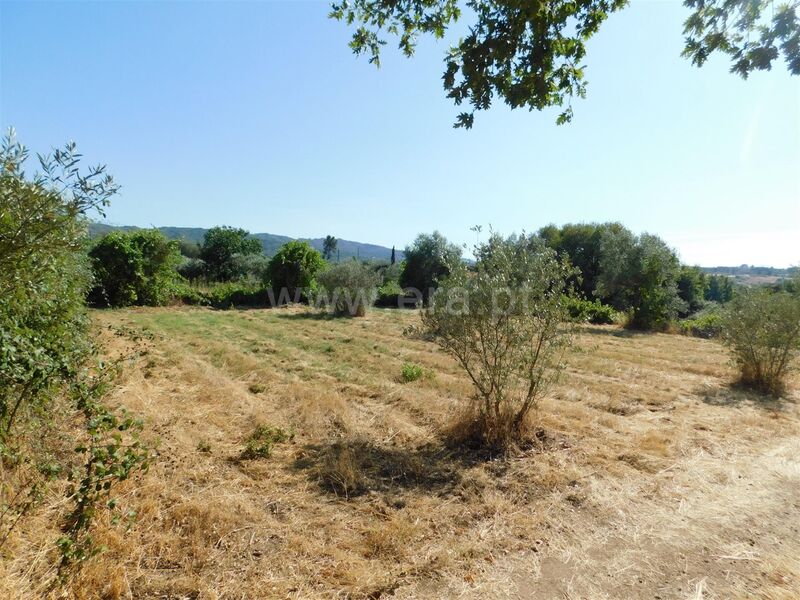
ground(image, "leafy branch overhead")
xmin=330 ymin=0 xmax=800 ymax=128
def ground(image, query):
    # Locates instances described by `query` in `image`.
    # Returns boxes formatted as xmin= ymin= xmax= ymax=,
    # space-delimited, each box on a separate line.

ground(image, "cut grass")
xmin=3 ymin=305 xmax=799 ymax=599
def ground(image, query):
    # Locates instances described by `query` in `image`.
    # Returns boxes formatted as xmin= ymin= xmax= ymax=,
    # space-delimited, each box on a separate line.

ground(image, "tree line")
xmin=86 ymin=220 xmax=743 ymax=331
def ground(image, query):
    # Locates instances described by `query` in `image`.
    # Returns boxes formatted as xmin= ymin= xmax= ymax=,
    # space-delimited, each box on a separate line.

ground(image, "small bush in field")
xmin=563 ymin=297 xmax=619 ymax=324
xmin=240 ymin=425 xmax=293 ymax=460
xmin=248 ymin=383 xmax=266 ymax=394
xmin=720 ymin=287 xmax=800 ymax=395
xmin=400 ymin=362 xmax=426 ymax=383
xmin=422 ymin=232 xmax=574 ymax=450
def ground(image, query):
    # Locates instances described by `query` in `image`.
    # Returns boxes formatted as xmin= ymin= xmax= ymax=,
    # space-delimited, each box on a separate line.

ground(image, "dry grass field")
xmin=4 ymin=305 xmax=799 ymax=599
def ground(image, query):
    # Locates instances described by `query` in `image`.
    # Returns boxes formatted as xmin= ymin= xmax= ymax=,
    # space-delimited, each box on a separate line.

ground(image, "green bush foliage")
xmin=0 ymin=131 xmax=111 ymax=441
xmin=88 ymin=229 xmax=182 ymax=307
xmin=400 ymin=362 xmax=427 ymax=382
xmin=679 ymin=307 xmax=723 ymax=338
xmin=0 ymin=130 xmax=149 ymax=573
xmin=375 ymin=280 xmax=407 ymax=307
xmin=316 ymin=260 xmax=381 ymax=316
xmin=266 ymin=240 xmax=325 ymax=303
xmin=719 ymin=288 xmax=800 ymax=395
xmin=562 ymin=297 xmax=619 ymax=324
xmin=240 ymin=425 xmax=293 ymax=460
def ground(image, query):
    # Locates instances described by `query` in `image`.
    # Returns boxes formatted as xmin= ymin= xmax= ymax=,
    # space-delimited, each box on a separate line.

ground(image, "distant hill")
xmin=699 ymin=265 xmax=797 ymax=277
xmin=87 ymin=223 xmax=404 ymax=262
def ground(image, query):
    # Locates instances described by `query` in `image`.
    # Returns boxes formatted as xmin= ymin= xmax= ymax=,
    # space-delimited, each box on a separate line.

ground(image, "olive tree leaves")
xmin=331 ymin=0 xmax=799 ymax=128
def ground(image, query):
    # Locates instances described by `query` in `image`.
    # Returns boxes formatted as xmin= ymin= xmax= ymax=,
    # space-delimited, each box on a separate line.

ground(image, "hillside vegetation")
xmin=5 ymin=305 xmax=797 ymax=599
xmin=88 ymin=223 xmax=403 ymax=262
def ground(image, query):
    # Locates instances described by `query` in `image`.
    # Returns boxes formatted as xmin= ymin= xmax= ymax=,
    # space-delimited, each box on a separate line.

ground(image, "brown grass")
xmin=2 ymin=305 xmax=799 ymax=599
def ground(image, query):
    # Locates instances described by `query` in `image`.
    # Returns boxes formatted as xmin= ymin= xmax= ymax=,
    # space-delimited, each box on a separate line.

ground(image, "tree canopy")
xmin=331 ymin=0 xmax=799 ymax=127
xmin=200 ymin=226 xmax=263 ymax=282
xmin=400 ymin=231 xmax=462 ymax=303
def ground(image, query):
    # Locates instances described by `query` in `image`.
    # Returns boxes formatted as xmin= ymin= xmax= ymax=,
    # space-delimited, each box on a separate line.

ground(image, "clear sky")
xmin=1 ymin=0 xmax=798 ymax=267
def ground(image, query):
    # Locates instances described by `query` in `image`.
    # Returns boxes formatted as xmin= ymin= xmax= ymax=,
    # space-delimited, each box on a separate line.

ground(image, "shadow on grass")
xmin=695 ymin=382 xmax=793 ymax=411
xmin=579 ymin=326 xmax=644 ymax=339
xmin=290 ymin=440 xmax=481 ymax=498
xmin=274 ymin=310 xmax=338 ymax=321
xmin=290 ymin=430 xmax=565 ymax=499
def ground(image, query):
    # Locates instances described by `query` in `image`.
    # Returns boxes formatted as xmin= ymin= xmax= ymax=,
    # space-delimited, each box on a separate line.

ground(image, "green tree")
xmin=596 ymin=230 xmax=685 ymax=330
xmin=266 ymin=240 xmax=325 ymax=302
xmin=421 ymin=232 xmax=574 ymax=449
xmin=200 ymin=226 xmax=262 ymax=281
xmin=677 ymin=265 xmax=707 ymax=316
xmin=538 ymin=222 xmax=621 ymax=299
xmin=705 ymin=274 xmax=734 ymax=303
xmin=390 ymin=245 xmax=396 ymax=265
xmin=323 ymin=235 xmax=338 ymax=260
xmin=88 ymin=229 xmax=183 ymax=307
xmin=400 ymin=231 xmax=462 ymax=304
xmin=332 ymin=0 xmax=798 ymax=128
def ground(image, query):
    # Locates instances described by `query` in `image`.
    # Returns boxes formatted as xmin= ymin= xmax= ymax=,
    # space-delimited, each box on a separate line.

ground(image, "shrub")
xmin=316 ymin=260 xmax=381 ymax=316
xmin=719 ymin=288 xmax=800 ymax=395
xmin=240 ymin=425 xmax=293 ymax=460
xmin=88 ymin=229 xmax=182 ymax=307
xmin=563 ymin=297 xmax=618 ymax=324
xmin=0 ymin=131 xmax=149 ymax=574
xmin=421 ymin=232 xmax=575 ymax=449
xmin=266 ymin=241 xmax=325 ymax=304
xmin=679 ymin=307 xmax=723 ymax=338
xmin=1 ymin=131 xmax=112 ymax=441
xmin=202 ymin=281 xmax=269 ymax=309
xmin=400 ymin=362 xmax=425 ymax=382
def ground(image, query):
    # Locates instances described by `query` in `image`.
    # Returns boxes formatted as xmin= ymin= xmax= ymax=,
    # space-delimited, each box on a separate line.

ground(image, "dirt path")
xmin=507 ymin=434 xmax=800 ymax=599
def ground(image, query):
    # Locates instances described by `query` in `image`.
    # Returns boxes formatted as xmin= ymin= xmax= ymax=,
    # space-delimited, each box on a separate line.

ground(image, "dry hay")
xmin=2 ymin=305 xmax=798 ymax=599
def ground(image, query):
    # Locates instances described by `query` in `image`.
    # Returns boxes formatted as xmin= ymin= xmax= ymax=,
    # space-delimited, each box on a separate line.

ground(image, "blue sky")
xmin=1 ymin=0 xmax=798 ymax=267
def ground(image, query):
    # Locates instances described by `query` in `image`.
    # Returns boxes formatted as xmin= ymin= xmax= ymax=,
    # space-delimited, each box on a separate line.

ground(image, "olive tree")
xmin=421 ymin=232 xmax=575 ymax=449
xmin=720 ymin=286 xmax=800 ymax=396
xmin=317 ymin=260 xmax=381 ymax=316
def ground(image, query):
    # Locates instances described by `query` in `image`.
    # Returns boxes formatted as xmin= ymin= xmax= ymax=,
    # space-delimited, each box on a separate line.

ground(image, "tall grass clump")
xmin=421 ymin=232 xmax=575 ymax=450
xmin=720 ymin=285 xmax=800 ymax=395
